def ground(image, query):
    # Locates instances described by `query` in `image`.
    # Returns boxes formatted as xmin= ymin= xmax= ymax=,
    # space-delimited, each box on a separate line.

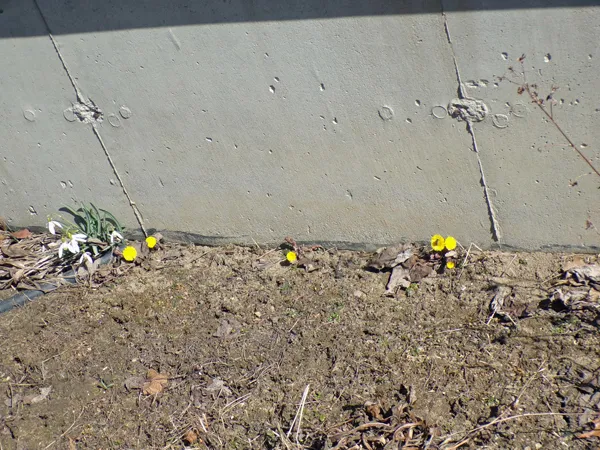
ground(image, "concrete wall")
xmin=2 ymin=0 xmax=599 ymax=250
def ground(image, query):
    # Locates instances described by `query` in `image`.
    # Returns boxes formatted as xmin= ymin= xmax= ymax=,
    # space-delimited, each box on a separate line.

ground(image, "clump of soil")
xmin=0 ymin=244 xmax=599 ymax=449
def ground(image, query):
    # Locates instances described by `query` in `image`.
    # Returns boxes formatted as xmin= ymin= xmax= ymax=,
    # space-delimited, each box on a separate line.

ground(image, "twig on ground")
xmin=221 ymin=393 xmax=251 ymax=413
xmin=287 ymin=384 xmax=310 ymax=444
xmin=44 ymin=406 xmax=85 ymax=449
xmin=457 ymin=243 xmax=483 ymax=280
xmin=499 ymin=254 xmax=518 ymax=277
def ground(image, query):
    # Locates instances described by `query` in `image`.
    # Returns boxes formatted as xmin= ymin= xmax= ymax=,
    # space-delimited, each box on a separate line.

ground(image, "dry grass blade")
xmin=287 ymin=384 xmax=310 ymax=444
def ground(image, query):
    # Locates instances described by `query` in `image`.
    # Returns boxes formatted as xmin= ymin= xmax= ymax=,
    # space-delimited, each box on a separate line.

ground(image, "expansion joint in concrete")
xmin=441 ymin=5 xmax=502 ymax=242
xmin=32 ymin=0 xmax=148 ymax=237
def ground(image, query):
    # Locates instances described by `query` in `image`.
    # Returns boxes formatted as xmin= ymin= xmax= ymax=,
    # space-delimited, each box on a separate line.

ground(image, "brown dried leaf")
xmin=124 ymin=376 xmax=145 ymax=391
xmin=297 ymin=257 xmax=318 ymax=272
xmin=410 ymin=262 xmax=433 ymax=283
xmin=368 ymin=244 xmax=413 ymax=270
xmin=23 ymin=386 xmax=52 ymax=405
xmin=365 ymin=401 xmax=383 ymax=420
xmin=205 ymin=378 xmax=232 ymax=397
xmin=183 ymin=429 xmax=199 ymax=445
xmin=577 ymin=417 xmax=600 ymax=439
xmin=562 ymin=256 xmax=586 ymax=272
xmin=142 ymin=380 xmax=164 ymax=395
xmin=142 ymin=369 xmax=168 ymax=395
xmin=10 ymin=268 xmax=25 ymax=283
xmin=570 ymin=264 xmax=600 ymax=283
xmin=386 ymin=266 xmax=411 ymax=293
xmin=11 ymin=229 xmax=32 ymax=239
xmin=213 ymin=319 xmax=234 ymax=338
xmin=1 ymin=244 xmax=31 ymax=258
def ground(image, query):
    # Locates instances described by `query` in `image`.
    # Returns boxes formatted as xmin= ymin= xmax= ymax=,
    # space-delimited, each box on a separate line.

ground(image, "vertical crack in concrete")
xmin=33 ymin=0 xmax=148 ymax=237
xmin=441 ymin=6 xmax=502 ymax=241
xmin=91 ymin=126 xmax=148 ymax=236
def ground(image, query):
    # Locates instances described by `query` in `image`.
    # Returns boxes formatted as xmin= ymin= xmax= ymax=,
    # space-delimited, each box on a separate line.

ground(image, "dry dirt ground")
xmin=0 ymin=243 xmax=599 ymax=449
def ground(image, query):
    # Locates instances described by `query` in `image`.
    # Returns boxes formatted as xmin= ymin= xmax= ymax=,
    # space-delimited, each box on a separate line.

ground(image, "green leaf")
xmin=59 ymin=206 xmax=87 ymax=233
xmin=81 ymin=204 xmax=94 ymax=236
xmin=99 ymin=209 xmax=123 ymax=232
xmin=90 ymin=203 xmax=104 ymax=237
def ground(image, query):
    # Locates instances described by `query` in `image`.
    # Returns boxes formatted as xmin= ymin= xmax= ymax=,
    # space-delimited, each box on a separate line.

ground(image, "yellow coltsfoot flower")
xmin=446 ymin=260 xmax=456 ymax=269
xmin=286 ymin=251 xmax=297 ymax=263
xmin=122 ymin=246 xmax=137 ymax=262
xmin=445 ymin=236 xmax=457 ymax=251
xmin=146 ymin=236 xmax=157 ymax=249
xmin=431 ymin=234 xmax=445 ymax=252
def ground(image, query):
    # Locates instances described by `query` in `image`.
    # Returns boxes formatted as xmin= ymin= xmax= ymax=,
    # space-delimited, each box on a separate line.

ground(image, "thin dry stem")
xmin=287 ymin=384 xmax=310 ymax=443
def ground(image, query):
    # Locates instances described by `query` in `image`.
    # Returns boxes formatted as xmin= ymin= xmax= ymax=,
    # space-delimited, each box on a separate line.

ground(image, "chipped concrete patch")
xmin=63 ymin=99 xmax=103 ymax=124
xmin=447 ymin=97 xmax=489 ymax=122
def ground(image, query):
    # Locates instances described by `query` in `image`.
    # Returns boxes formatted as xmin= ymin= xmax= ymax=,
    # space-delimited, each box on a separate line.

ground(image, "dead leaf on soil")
xmin=409 ymin=262 xmax=433 ymax=282
xmin=365 ymin=401 xmax=383 ymax=420
xmin=23 ymin=386 xmax=52 ymax=404
xmin=1 ymin=244 xmax=31 ymax=258
xmin=297 ymin=256 xmax=318 ymax=272
xmin=142 ymin=369 xmax=169 ymax=395
xmin=4 ymin=393 xmax=22 ymax=408
xmin=368 ymin=244 xmax=414 ymax=270
xmin=213 ymin=318 xmax=241 ymax=338
xmin=205 ymin=378 xmax=233 ymax=397
xmin=489 ymin=285 xmax=511 ymax=314
xmin=386 ymin=266 xmax=411 ymax=293
xmin=124 ymin=375 xmax=145 ymax=391
xmin=253 ymin=259 xmax=274 ymax=270
xmin=562 ymin=256 xmax=586 ymax=272
xmin=183 ymin=429 xmax=199 ymax=445
xmin=10 ymin=268 xmax=26 ymax=283
xmin=577 ymin=416 xmax=600 ymax=439
xmin=570 ymin=264 xmax=600 ymax=283
xmin=10 ymin=229 xmax=33 ymax=239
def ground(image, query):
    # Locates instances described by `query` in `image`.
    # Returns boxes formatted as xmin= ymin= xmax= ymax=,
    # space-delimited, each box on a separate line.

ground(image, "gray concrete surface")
xmin=1 ymin=0 xmax=599 ymax=250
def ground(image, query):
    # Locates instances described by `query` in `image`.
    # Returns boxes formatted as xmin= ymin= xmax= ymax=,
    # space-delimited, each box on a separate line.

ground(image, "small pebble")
xmin=354 ymin=290 xmax=365 ymax=298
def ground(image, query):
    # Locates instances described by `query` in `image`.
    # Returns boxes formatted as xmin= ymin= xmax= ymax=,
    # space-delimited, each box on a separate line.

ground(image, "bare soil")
xmin=0 ymin=244 xmax=599 ymax=449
